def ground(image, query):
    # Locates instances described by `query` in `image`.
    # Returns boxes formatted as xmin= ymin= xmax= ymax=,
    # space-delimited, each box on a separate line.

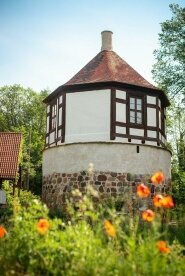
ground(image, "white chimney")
xmin=101 ymin=30 xmax=113 ymax=51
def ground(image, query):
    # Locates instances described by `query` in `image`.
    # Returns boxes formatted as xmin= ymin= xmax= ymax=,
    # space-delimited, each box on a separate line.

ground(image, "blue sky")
xmin=0 ymin=0 xmax=184 ymax=92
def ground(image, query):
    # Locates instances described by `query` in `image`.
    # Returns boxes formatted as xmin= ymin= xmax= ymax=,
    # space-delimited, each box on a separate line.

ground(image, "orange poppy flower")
xmin=157 ymin=241 xmax=170 ymax=253
xmin=103 ymin=219 xmax=116 ymax=238
xmin=161 ymin=196 xmax=174 ymax=208
xmin=153 ymin=194 xmax=164 ymax=207
xmin=151 ymin=172 xmax=164 ymax=184
xmin=37 ymin=219 xmax=50 ymax=234
xmin=137 ymin=184 xmax=150 ymax=198
xmin=0 ymin=226 xmax=7 ymax=238
xmin=142 ymin=209 xmax=155 ymax=222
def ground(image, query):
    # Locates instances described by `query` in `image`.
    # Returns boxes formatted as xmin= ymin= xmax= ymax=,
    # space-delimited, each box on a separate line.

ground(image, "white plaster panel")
xmin=116 ymin=103 xmax=126 ymax=123
xmin=147 ymin=130 xmax=157 ymax=138
xmin=158 ymin=99 xmax=161 ymax=108
xmin=59 ymin=96 xmax=63 ymax=104
xmin=145 ymin=141 xmax=158 ymax=146
xmin=43 ymin=143 xmax=171 ymax=178
xmin=47 ymin=105 xmax=50 ymax=113
xmin=130 ymin=139 xmax=142 ymax=144
xmin=116 ymin=126 xmax=126 ymax=134
xmin=58 ymin=129 xmax=62 ymax=137
xmin=116 ymin=90 xmax=126 ymax=100
xmin=159 ymin=111 xmax=161 ymax=129
xmin=49 ymin=131 xmax=55 ymax=144
xmin=49 ymin=143 xmax=56 ymax=147
xmin=130 ymin=128 xmax=144 ymax=136
xmin=147 ymin=108 xmax=156 ymax=126
xmin=58 ymin=108 xmax=62 ymax=126
xmin=115 ymin=137 xmax=128 ymax=142
xmin=65 ymin=90 xmax=110 ymax=142
xmin=46 ymin=117 xmax=50 ymax=133
xmin=147 ymin=96 xmax=156 ymax=105
xmin=46 ymin=137 xmax=48 ymax=144
xmin=57 ymin=140 xmax=63 ymax=146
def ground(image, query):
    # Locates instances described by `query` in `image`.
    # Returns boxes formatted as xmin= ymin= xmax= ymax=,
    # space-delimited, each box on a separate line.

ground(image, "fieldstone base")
xmin=42 ymin=171 xmax=171 ymax=209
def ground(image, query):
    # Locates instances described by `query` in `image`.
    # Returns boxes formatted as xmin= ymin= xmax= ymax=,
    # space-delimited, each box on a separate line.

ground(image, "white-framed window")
xmin=129 ymin=97 xmax=143 ymax=125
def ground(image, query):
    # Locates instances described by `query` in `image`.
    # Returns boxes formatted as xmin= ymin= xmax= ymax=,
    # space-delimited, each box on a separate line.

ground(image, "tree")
xmin=152 ymin=4 xmax=185 ymax=204
xmin=152 ymin=4 xmax=185 ymax=170
xmin=0 ymin=84 xmax=49 ymax=194
xmin=167 ymin=99 xmax=185 ymax=171
xmin=152 ymin=4 xmax=185 ymax=99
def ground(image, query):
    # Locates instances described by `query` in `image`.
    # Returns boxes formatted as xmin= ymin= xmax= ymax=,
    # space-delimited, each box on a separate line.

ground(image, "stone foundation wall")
xmin=42 ymin=171 xmax=171 ymax=209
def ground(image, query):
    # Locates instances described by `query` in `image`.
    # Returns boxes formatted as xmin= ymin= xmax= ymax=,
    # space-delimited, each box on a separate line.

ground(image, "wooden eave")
xmin=43 ymin=81 xmax=170 ymax=107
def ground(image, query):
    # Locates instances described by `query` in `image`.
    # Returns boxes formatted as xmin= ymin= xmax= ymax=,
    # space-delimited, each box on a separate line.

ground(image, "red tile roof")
xmin=64 ymin=50 xmax=156 ymax=90
xmin=0 ymin=133 xmax=22 ymax=180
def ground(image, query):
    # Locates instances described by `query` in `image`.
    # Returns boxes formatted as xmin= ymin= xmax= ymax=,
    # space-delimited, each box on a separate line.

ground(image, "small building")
xmin=0 ymin=132 xmax=22 ymax=201
xmin=42 ymin=31 xmax=171 ymax=208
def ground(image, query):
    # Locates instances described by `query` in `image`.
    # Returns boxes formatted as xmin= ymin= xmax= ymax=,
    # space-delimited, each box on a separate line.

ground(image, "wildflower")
xmin=37 ymin=219 xmax=50 ymax=234
xmin=153 ymin=194 xmax=164 ymax=207
xmin=142 ymin=209 xmax=155 ymax=222
xmin=0 ymin=226 xmax=7 ymax=238
xmin=104 ymin=219 xmax=116 ymax=238
xmin=161 ymin=196 xmax=174 ymax=208
xmin=157 ymin=241 xmax=170 ymax=253
xmin=137 ymin=184 xmax=150 ymax=198
xmin=151 ymin=172 xmax=164 ymax=184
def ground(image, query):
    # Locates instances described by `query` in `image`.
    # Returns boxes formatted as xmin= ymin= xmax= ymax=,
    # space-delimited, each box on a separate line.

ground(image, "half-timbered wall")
xmin=113 ymin=88 xmax=166 ymax=147
xmin=45 ymin=94 xmax=66 ymax=148
xmin=45 ymin=87 xmax=166 ymax=148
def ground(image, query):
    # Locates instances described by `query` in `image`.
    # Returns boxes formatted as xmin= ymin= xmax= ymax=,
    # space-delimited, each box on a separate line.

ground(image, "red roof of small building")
xmin=64 ymin=50 xmax=156 ymax=90
xmin=0 ymin=132 xmax=22 ymax=180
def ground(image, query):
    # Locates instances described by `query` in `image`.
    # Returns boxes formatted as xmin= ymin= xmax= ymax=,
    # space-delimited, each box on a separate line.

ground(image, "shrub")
xmin=0 ymin=176 xmax=185 ymax=275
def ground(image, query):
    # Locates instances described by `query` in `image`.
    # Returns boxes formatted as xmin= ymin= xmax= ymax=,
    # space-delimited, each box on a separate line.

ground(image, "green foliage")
xmin=167 ymin=101 xmax=185 ymax=171
xmin=0 ymin=187 xmax=184 ymax=275
xmin=152 ymin=4 xmax=185 ymax=98
xmin=0 ymin=85 xmax=49 ymax=194
xmin=152 ymin=4 xmax=185 ymax=173
xmin=172 ymin=170 xmax=185 ymax=204
xmin=168 ymin=223 xmax=185 ymax=246
xmin=0 ymin=181 xmax=40 ymax=225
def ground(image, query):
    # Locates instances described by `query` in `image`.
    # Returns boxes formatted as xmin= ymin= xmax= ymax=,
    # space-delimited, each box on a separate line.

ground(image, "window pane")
xmin=130 ymin=98 xmax=135 ymax=104
xmin=137 ymin=112 xmax=142 ymax=124
xmin=130 ymin=98 xmax=135 ymax=109
xmin=137 ymin=99 xmax=142 ymax=110
xmin=130 ymin=111 xmax=135 ymax=123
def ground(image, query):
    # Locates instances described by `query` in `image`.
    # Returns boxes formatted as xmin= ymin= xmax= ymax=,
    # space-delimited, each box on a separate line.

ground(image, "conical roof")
xmin=44 ymin=31 xmax=169 ymax=106
xmin=64 ymin=50 xmax=156 ymax=90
